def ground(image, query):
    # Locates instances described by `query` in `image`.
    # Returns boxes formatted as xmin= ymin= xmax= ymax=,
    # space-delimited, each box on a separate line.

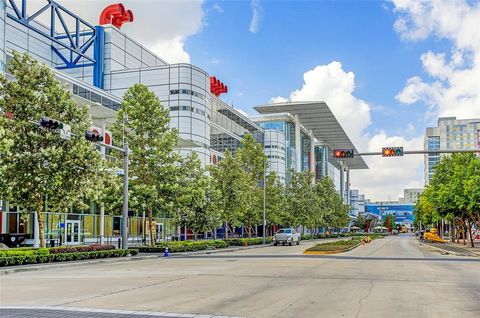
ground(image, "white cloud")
xmin=273 ymin=62 xmax=371 ymax=148
xmin=392 ymin=0 xmax=480 ymax=120
xmin=271 ymin=61 xmax=423 ymax=201
xmin=151 ymin=37 xmax=190 ymax=64
xmin=270 ymin=96 xmax=288 ymax=103
xmin=351 ymin=132 xmax=424 ymax=201
xmin=249 ymin=0 xmax=263 ymax=33
xmin=28 ymin=0 xmax=204 ymax=63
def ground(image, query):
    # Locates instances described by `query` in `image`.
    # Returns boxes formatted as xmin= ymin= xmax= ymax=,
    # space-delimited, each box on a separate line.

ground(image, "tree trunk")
xmin=36 ymin=205 xmax=46 ymax=248
xmin=461 ymin=220 xmax=466 ymax=245
xmin=248 ymin=226 xmax=252 ymax=238
xmin=450 ymin=223 xmax=454 ymax=243
xmin=35 ymin=194 xmax=46 ymax=248
xmin=456 ymin=224 xmax=460 ymax=243
xmin=147 ymin=207 xmax=155 ymax=246
xmin=467 ymin=219 xmax=475 ymax=248
xmin=225 ymin=221 xmax=228 ymax=239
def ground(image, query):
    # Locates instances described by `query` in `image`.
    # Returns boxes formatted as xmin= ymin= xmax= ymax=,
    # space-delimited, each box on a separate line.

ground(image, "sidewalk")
xmin=0 ymin=243 xmax=276 ymax=275
xmin=424 ymin=240 xmax=480 ymax=257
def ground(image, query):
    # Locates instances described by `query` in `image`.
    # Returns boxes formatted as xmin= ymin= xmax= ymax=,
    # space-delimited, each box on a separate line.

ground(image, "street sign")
xmin=59 ymin=124 xmax=71 ymax=140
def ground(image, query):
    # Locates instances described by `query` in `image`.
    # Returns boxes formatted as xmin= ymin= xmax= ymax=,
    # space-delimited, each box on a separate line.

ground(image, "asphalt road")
xmin=1 ymin=235 xmax=479 ymax=318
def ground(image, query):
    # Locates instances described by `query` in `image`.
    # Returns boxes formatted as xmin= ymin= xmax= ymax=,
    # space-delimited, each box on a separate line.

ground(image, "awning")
xmin=254 ymin=101 xmax=368 ymax=169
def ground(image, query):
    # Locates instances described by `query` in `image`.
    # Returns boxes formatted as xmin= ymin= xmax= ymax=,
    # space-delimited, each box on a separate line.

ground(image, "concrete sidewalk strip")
xmin=421 ymin=241 xmax=480 ymax=257
xmin=0 ymin=306 xmax=246 ymax=318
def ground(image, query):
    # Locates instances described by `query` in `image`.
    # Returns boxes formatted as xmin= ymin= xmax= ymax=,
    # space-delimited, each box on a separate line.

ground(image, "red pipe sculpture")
xmin=99 ymin=4 xmax=133 ymax=29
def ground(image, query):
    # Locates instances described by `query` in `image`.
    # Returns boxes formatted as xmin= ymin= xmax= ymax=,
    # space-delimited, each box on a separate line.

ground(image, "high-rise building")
xmin=401 ymin=188 xmax=423 ymax=204
xmin=424 ymin=117 xmax=480 ymax=184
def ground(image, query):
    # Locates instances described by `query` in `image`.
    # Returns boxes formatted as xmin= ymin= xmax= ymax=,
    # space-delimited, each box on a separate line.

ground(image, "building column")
xmin=309 ymin=130 xmax=315 ymax=183
xmin=323 ymin=146 xmax=328 ymax=177
xmin=294 ymin=114 xmax=302 ymax=172
xmin=346 ymin=167 xmax=350 ymax=205
xmin=339 ymin=164 xmax=345 ymax=203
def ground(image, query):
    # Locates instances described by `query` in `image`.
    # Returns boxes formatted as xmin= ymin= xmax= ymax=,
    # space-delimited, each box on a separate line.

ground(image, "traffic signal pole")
xmin=354 ymin=149 xmax=480 ymax=156
xmin=98 ymin=141 xmax=129 ymax=249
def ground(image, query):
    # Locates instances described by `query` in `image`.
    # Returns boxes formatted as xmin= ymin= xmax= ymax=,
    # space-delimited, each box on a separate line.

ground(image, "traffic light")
xmin=39 ymin=117 xmax=63 ymax=130
xmin=382 ymin=147 xmax=403 ymax=157
xmin=333 ymin=149 xmax=354 ymax=159
xmin=85 ymin=130 xmax=104 ymax=142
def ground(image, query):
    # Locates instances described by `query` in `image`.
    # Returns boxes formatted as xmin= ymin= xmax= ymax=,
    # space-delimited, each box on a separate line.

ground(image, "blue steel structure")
xmin=6 ymin=0 xmax=104 ymax=88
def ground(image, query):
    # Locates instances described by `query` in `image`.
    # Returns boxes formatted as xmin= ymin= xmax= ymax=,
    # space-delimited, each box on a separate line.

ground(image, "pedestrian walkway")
xmin=0 ymin=306 xmax=244 ymax=318
xmin=426 ymin=241 xmax=480 ymax=257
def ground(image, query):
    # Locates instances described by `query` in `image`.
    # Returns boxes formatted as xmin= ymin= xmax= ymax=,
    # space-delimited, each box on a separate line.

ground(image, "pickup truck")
xmin=273 ymin=228 xmax=300 ymax=246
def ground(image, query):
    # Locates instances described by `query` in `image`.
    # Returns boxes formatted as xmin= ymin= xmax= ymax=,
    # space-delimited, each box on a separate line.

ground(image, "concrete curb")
xmin=303 ymin=242 xmax=362 ymax=255
xmin=0 ymin=238 xmax=348 ymax=274
xmin=0 ymin=255 xmax=158 ymax=275
xmin=0 ymin=306 xmax=246 ymax=318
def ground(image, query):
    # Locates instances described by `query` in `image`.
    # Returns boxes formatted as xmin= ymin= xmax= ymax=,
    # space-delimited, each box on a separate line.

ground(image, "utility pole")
xmin=121 ymin=113 xmax=129 ymax=249
xmin=121 ymin=140 xmax=129 ymax=249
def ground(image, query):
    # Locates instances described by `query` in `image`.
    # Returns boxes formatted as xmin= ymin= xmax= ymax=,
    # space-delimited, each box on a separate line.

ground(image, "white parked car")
xmin=273 ymin=228 xmax=300 ymax=246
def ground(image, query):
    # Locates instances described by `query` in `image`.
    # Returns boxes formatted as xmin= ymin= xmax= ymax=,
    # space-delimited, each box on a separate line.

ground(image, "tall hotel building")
xmin=424 ymin=117 xmax=480 ymax=184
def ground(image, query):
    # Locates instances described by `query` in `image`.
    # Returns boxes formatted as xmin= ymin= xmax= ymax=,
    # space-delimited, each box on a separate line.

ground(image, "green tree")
xmin=353 ymin=214 xmax=367 ymax=230
xmin=383 ymin=215 xmax=396 ymax=231
xmin=265 ymin=171 xmax=286 ymax=228
xmin=316 ymin=176 xmax=349 ymax=231
xmin=0 ymin=52 xmax=105 ymax=247
xmin=418 ymin=153 xmax=480 ymax=247
xmin=285 ymin=171 xmax=315 ymax=228
xmin=210 ymin=150 xmax=248 ymax=238
xmin=236 ymin=133 xmax=268 ymax=237
xmin=176 ymin=153 xmax=221 ymax=239
xmin=111 ymin=84 xmax=179 ymax=245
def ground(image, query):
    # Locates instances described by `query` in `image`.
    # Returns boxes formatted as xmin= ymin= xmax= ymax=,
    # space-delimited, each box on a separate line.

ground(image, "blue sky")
xmin=61 ymin=0 xmax=480 ymax=200
xmin=188 ymin=1 xmax=440 ymax=136
xmin=180 ymin=0 xmax=480 ymax=200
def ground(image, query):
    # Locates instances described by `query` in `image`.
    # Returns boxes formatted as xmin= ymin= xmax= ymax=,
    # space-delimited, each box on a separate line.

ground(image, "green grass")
xmin=305 ymin=239 xmax=361 ymax=252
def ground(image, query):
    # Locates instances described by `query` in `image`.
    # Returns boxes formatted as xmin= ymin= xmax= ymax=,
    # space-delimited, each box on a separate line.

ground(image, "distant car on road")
xmin=273 ymin=228 xmax=300 ymax=246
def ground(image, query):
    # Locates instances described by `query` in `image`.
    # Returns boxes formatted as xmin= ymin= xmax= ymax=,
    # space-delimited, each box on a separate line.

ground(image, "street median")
xmin=303 ymin=236 xmax=376 ymax=255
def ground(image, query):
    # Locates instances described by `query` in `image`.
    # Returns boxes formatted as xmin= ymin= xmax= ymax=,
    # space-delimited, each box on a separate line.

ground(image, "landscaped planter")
xmin=0 ymin=246 xmax=138 ymax=267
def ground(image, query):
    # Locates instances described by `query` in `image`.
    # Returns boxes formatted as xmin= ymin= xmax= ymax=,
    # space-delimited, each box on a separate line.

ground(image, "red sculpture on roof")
xmin=210 ymin=76 xmax=228 ymax=97
xmin=99 ymin=3 xmax=134 ymax=29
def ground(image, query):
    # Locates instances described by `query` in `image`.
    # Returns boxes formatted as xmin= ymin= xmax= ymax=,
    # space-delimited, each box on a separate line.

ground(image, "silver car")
xmin=273 ymin=228 xmax=301 ymax=246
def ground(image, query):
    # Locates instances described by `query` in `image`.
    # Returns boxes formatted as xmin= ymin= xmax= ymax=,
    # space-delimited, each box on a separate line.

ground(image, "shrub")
xmin=138 ymin=238 xmax=272 ymax=253
xmin=49 ymin=244 xmax=116 ymax=254
xmin=0 ymin=249 xmax=132 ymax=267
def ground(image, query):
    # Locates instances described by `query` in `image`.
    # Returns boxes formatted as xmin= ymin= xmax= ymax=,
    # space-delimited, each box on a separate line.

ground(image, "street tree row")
xmin=415 ymin=153 xmax=480 ymax=247
xmin=0 ymin=52 xmax=350 ymax=247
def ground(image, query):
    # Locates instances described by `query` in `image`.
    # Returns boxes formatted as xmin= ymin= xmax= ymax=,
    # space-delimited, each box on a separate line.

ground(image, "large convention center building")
xmin=0 ymin=0 xmax=367 ymax=245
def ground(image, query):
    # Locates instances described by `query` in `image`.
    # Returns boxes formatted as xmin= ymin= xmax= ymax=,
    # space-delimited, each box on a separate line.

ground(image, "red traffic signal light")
xmin=333 ymin=149 xmax=354 ymax=158
xmin=382 ymin=147 xmax=403 ymax=157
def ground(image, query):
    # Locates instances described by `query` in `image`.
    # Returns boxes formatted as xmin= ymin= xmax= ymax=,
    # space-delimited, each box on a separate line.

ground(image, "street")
xmin=1 ymin=235 xmax=479 ymax=318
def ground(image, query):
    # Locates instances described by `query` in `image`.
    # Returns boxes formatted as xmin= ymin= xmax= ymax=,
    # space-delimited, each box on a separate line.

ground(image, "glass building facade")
xmin=424 ymin=117 xmax=480 ymax=184
xmin=0 ymin=1 xmax=264 ymax=244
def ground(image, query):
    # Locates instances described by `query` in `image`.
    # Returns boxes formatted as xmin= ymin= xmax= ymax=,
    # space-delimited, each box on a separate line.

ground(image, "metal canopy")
xmin=254 ymin=101 xmax=368 ymax=170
